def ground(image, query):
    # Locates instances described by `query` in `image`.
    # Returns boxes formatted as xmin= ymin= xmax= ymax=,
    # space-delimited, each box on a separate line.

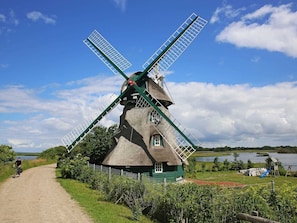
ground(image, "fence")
xmin=87 ymin=162 xmax=141 ymax=180
xmin=87 ymin=162 xmax=167 ymax=183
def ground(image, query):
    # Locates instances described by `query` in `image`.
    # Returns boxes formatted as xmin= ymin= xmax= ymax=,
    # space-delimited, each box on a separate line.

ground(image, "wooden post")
xmin=93 ymin=163 xmax=95 ymax=171
xmin=163 ymin=178 xmax=167 ymax=193
xmin=237 ymin=213 xmax=280 ymax=223
xmin=108 ymin=167 xmax=111 ymax=181
xmin=271 ymin=180 xmax=275 ymax=192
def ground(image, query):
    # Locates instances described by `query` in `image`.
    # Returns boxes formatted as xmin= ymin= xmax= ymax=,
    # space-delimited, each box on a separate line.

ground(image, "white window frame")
xmin=149 ymin=111 xmax=161 ymax=125
xmin=152 ymin=135 xmax=162 ymax=147
xmin=155 ymin=162 xmax=163 ymax=173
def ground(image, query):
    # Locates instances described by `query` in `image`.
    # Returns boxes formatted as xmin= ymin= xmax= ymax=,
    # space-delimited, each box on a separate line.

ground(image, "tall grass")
xmin=0 ymin=163 xmax=15 ymax=182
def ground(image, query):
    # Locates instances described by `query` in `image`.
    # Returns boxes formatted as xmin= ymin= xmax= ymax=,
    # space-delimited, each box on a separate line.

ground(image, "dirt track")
xmin=0 ymin=164 xmax=93 ymax=223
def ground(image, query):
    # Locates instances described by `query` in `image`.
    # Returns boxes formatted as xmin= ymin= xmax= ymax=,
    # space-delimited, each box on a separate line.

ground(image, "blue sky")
xmin=1 ymin=0 xmax=297 ymax=152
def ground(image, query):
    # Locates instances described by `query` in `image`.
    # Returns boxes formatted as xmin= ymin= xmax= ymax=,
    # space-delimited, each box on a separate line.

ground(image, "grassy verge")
xmin=56 ymin=169 xmax=155 ymax=223
xmin=0 ymin=158 xmax=56 ymax=184
xmin=0 ymin=163 xmax=15 ymax=183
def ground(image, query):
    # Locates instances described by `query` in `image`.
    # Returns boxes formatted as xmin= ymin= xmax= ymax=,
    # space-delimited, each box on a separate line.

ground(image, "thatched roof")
xmin=102 ymin=136 xmax=153 ymax=166
xmin=103 ymin=106 xmax=182 ymax=167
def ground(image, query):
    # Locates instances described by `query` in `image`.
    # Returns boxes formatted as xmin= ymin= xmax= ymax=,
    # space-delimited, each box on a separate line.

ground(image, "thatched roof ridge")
xmin=102 ymin=136 xmax=153 ymax=166
xmin=147 ymin=78 xmax=173 ymax=107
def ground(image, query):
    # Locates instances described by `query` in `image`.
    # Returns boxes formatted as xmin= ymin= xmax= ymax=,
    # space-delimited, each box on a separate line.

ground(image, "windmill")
xmin=61 ymin=13 xmax=207 ymax=182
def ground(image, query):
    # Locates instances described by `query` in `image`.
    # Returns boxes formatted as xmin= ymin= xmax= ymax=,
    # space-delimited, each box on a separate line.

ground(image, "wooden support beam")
xmin=237 ymin=213 xmax=280 ymax=223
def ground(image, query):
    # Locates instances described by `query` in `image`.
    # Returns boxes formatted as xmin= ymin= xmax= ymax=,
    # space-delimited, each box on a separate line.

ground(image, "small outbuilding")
xmin=239 ymin=168 xmax=267 ymax=176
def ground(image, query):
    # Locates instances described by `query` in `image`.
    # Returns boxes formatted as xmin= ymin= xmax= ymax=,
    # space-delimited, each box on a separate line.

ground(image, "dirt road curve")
xmin=0 ymin=164 xmax=93 ymax=223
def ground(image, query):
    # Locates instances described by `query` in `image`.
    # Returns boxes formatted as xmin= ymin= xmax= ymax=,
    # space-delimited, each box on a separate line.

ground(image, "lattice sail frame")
xmin=61 ymin=94 xmax=120 ymax=152
xmin=142 ymin=13 xmax=207 ymax=78
xmin=84 ymin=30 xmax=132 ymax=75
xmin=135 ymin=90 xmax=200 ymax=161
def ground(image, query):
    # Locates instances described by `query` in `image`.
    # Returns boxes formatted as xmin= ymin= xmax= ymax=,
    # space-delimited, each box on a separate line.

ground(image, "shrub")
xmin=0 ymin=144 xmax=15 ymax=163
xmin=59 ymin=154 xmax=89 ymax=179
xmin=38 ymin=146 xmax=67 ymax=160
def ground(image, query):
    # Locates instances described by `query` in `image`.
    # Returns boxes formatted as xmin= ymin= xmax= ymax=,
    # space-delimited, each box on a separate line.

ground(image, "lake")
xmin=196 ymin=152 xmax=297 ymax=171
xmin=18 ymin=156 xmax=38 ymax=160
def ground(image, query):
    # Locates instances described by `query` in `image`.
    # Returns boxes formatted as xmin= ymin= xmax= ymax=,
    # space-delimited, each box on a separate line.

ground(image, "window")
xmin=155 ymin=162 xmax=163 ymax=173
xmin=152 ymin=134 xmax=162 ymax=147
xmin=148 ymin=111 xmax=162 ymax=125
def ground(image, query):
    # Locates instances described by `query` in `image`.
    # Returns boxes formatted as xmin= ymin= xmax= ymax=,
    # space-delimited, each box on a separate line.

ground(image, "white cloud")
xmin=0 ymin=10 xmax=19 ymax=25
xmin=0 ymin=14 xmax=6 ymax=23
xmin=0 ymin=10 xmax=19 ymax=34
xmin=215 ymin=3 xmax=297 ymax=58
xmin=113 ymin=0 xmax=127 ymax=12
xmin=8 ymin=138 xmax=35 ymax=149
xmin=210 ymin=4 xmax=245 ymax=24
xmin=251 ymin=56 xmax=260 ymax=63
xmin=167 ymin=81 xmax=297 ymax=148
xmin=0 ymin=76 xmax=123 ymax=152
xmin=1 ymin=76 xmax=297 ymax=152
xmin=27 ymin=11 xmax=56 ymax=24
xmin=9 ymin=10 xmax=19 ymax=25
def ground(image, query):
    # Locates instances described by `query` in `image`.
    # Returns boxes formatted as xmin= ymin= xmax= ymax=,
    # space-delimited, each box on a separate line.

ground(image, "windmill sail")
xmin=61 ymin=94 xmax=121 ymax=152
xmin=142 ymin=13 xmax=207 ymax=78
xmin=84 ymin=30 xmax=131 ymax=78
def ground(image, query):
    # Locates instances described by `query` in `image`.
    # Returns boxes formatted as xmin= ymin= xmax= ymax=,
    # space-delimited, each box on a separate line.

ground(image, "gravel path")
xmin=0 ymin=164 xmax=93 ymax=223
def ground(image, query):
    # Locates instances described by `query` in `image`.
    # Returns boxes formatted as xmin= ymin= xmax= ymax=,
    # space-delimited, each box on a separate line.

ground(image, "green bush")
xmin=0 ymin=144 xmax=15 ymax=163
xmin=38 ymin=146 xmax=67 ymax=160
xmin=59 ymin=154 xmax=89 ymax=179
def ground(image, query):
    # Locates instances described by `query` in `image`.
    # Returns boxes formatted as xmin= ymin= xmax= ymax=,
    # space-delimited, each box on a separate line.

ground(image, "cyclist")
xmin=15 ymin=157 xmax=22 ymax=176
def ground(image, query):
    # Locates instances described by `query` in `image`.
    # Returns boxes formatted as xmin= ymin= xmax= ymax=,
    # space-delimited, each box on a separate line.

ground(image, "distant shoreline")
xmin=16 ymin=152 xmax=40 ymax=156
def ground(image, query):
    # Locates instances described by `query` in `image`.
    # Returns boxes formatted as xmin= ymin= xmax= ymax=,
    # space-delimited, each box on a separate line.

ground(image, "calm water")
xmin=196 ymin=152 xmax=297 ymax=170
xmin=18 ymin=156 xmax=37 ymax=160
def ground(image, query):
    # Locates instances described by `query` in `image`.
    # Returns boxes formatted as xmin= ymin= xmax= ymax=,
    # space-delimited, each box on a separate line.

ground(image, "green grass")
xmin=193 ymin=170 xmax=297 ymax=187
xmin=56 ymin=170 xmax=155 ymax=223
xmin=0 ymin=158 xmax=56 ymax=183
xmin=0 ymin=163 xmax=15 ymax=182
xmin=189 ymin=158 xmax=297 ymax=187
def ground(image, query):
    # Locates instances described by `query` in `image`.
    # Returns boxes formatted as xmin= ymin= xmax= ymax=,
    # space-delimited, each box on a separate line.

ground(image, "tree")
xmin=212 ymin=157 xmax=220 ymax=171
xmin=38 ymin=146 xmax=67 ymax=160
xmin=233 ymin=152 xmax=239 ymax=162
xmin=185 ymin=156 xmax=197 ymax=177
xmin=0 ymin=144 xmax=16 ymax=163
xmin=75 ymin=125 xmax=118 ymax=164
xmin=247 ymin=159 xmax=254 ymax=169
xmin=223 ymin=159 xmax=230 ymax=170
